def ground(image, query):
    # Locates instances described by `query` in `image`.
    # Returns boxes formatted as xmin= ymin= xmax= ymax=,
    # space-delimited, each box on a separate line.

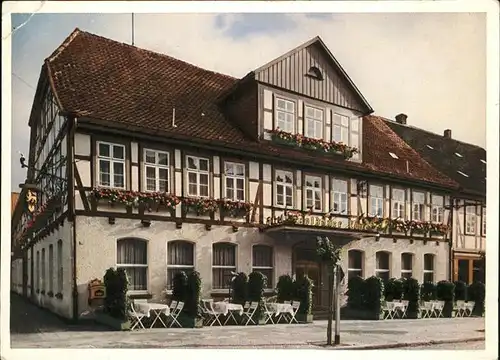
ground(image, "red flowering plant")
xmin=136 ymin=192 xmax=180 ymax=213
xmin=90 ymin=188 xmax=180 ymax=212
xmin=409 ymin=220 xmax=431 ymax=235
xmin=182 ymin=197 xmax=219 ymax=216
xmin=218 ymin=199 xmax=253 ymax=218
xmin=429 ymin=222 xmax=449 ymax=236
xmin=282 ymin=210 xmax=304 ymax=225
xmin=390 ymin=218 xmax=411 ymax=233
xmin=267 ymin=129 xmax=358 ymax=159
xmin=90 ymin=188 xmax=136 ymax=207
xmin=357 ymin=214 xmax=390 ymax=232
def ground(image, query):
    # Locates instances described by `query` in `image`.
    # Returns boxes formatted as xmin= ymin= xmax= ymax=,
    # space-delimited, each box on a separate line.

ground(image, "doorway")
xmin=295 ymin=260 xmax=321 ymax=308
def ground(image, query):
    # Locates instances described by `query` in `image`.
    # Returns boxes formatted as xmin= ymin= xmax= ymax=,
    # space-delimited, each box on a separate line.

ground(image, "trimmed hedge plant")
xmin=403 ymin=278 xmax=420 ymax=318
xmin=248 ymin=271 xmax=267 ymax=320
xmin=294 ymin=275 xmax=313 ymax=315
xmin=347 ymin=276 xmax=365 ymax=310
xmin=468 ymin=281 xmax=485 ymax=316
xmin=364 ymin=276 xmax=384 ymax=316
xmin=185 ymin=271 xmax=202 ymax=319
xmin=172 ymin=271 xmax=188 ymax=302
xmin=421 ymin=281 xmax=437 ymax=301
xmin=276 ymin=274 xmax=295 ymax=303
xmin=453 ymin=280 xmax=468 ymax=301
xmin=103 ymin=267 xmax=129 ymax=320
xmin=231 ymin=272 xmax=248 ymax=305
xmin=436 ymin=280 xmax=455 ymax=317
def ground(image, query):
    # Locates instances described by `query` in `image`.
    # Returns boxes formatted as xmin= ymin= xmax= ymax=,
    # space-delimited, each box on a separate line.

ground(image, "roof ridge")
xmin=374 ymin=115 xmax=485 ymax=151
xmin=46 ymin=27 xmax=82 ymax=63
xmin=72 ymin=29 xmax=238 ymax=82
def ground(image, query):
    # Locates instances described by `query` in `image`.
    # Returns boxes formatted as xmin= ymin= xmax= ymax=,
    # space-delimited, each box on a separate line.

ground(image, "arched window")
xmin=375 ymin=251 xmax=391 ymax=281
xmin=49 ymin=245 xmax=54 ymax=293
xmin=212 ymin=243 xmax=236 ymax=290
xmin=348 ymin=250 xmax=364 ymax=279
xmin=252 ymin=245 xmax=274 ymax=288
xmin=167 ymin=241 xmax=195 ymax=289
xmin=117 ymin=238 xmax=148 ymax=291
xmin=423 ymin=254 xmax=435 ymax=283
xmin=57 ymin=240 xmax=63 ymax=293
xmin=307 ymin=66 xmax=324 ymax=80
xmin=401 ymin=253 xmax=414 ymax=279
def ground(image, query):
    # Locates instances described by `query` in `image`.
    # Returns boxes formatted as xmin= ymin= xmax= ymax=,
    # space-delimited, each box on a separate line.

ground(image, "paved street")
xmin=9 ymin=293 xmax=485 ymax=349
xmin=399 ymin=340 xmax=485 ymax=350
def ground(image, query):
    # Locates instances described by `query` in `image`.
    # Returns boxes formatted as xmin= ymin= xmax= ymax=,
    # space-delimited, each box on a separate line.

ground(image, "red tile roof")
xmin=45 ymin=29 xmax=458 ymax=189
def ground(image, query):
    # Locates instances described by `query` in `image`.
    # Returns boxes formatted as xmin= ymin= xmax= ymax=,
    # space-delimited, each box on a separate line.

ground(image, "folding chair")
xmin=202 ymin=300 xmax=223 ymax=326
xmin=129 ymin=301 xmax=148 ymax=330
xmin=455 ymin=300 xmax=465 ymax=317
xmin=168 ymin=301 xmax=184 ymax=328
xmin=223 ymin=307 xmax=239 ymax=325
xmin=288 ymin=301 xmax=300 ymax=324
xmin=262 ymin=302 xmax=275 ymax=325
xmin=400 ymin=300 xmax=409 ymax=318
xmin=384 ymin=301 xmax=396 ymax=320
xmin=434 ymin=301 xmax=444 ymax=318
xmin=465 ymin=301 xmax=475 ymax=317
xmin=241 ymin=302 xmax=258 ymax=325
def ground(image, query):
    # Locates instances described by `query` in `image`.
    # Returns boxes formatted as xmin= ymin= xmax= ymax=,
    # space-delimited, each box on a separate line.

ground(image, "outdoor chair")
xmin=434 ymin=301 xmax=444 ymax=318
xmin=241 ymin=302 xmax=259 ymax=325
xmin=129 ymin=301 xmax=149 ymax=330
xmin=400 ymin=300 xmax=409 ymax=318
xmin=288 ymin=301 xmax=300 ymax=324
xmin=262 ymin=301 xmax=276 ymax=325
xmin=169 ymin=300 xmax=178 ymax=312
xmin=168 ymin=301 xmax=184 ymax=328
xmin=201 ymin=299 xmax=222 ymax=326
xmin=455 ymin=300 xmax=466 ymax=317
xmin=383 ymin=301 xmax=396 ymax=320
xmin=464 ymin=301 xmax=475 ymax=317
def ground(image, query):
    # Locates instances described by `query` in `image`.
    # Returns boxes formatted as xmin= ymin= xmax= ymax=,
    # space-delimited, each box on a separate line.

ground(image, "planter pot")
xmin=295 ymin=313 xmax=314 ymax=323
xmin=95 ymin=312 xmax=131 ymax=331
xmin=272 ymin=136 xmax=296 ymax=147
xmin=178 ymin=313 xmax=204 ymax=328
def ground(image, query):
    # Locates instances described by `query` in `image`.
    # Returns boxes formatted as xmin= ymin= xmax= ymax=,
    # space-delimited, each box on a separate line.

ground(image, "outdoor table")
xmin=392 ymin=302 xmax=407 ymax=318
xmin=213 ymin=302 xmax=244 ymax=325
xmin=267 ymin=303 xmax=294 ymax=316
xmin=135 ymin=302 xmax=171 ymax=328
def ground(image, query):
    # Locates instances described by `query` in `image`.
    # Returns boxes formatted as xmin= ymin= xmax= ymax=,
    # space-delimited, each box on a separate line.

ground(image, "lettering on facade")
xmin=266 ymin=215 xmax=370 ymax=231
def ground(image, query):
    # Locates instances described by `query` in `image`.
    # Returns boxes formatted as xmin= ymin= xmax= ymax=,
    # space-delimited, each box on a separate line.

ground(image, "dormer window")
xmin=306 ymin=66 xmax=324 ymax=80
xmin=304 ymin=106 xmax=324 ymax=139
xmin=275 ymin=97 xmax=295 ymax=133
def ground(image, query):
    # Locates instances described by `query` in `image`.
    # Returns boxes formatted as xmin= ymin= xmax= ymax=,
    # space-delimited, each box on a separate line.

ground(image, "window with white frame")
xmin=465 ymin=206 xmax=477 ymax=235
xmin=482 ymin=207 xmax=486 ymax=235
xmin=423 ymin=254 xmax=434 ymax=283
xmin=348 ymin=250 xmax=364 ymax=279
xmin=369 ymin=185 xmax=384 ymax=217
xmin=57 ymin=240 xmax=63 ymax=293
xmin=391 ymin=188 xmax=405 ymax=219
xmin=212 ymin=243 xmax=236 ymax=290
xmin=117 ymin=238 xmax=148 ymax=291
xmin=412 ymin=191 xmax=425 ymax=221
xmin=304 ymin=106 xmax=324 ymax=139
xmin=305 ymin=175 xmax=322 ymax=211
xmin=48 ymin=245 xmax=54 ymax=293
xmin=186 ymin=156 xmax=209 ymax=197
xmin=97 ymin=142 xmax=126 ymax=188
xmin=275 ymin=170 xmax=293 ymax=207
xmin=41 ymin=248 xmax=46 ymax=291
xmin=401 ymin=253 xmax=413 ymax=279
xmin=144 ymin=149 xmax=169 ymax=192
xmin=275 ymin=98 xmax=295 ymax=133
xmin=333 ymin=114 xmax=349 ymax=144
xmin=224 ymin=162 xmax=245 ymax=201
xmin=431 ymin=195 xmax=444 ymax=223
xmin=167 ymin=241 xmax=194 ymax=290
xmin=252 ymin=245 xmax=274 ymax=288
xmin=331 ymin=178 xmax=348 ymax=214
xmin=375 ymin=251 xmax=390 ymax=282
xmin=350 ymin=117 xmax=360 ymax=160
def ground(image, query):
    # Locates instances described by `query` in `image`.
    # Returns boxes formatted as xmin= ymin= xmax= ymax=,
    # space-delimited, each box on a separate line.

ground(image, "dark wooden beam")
xmin=74 ymin=165 xmax=91 ymax=212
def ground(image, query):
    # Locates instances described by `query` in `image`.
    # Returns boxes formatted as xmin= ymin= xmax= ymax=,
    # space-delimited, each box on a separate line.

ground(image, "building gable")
xmin=254 ymin=37 xmax=373 ymax=114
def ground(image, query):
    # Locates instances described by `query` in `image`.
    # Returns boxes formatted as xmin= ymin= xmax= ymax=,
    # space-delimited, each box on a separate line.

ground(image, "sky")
xmin=9 ymin=11 xmax=486 ymax=192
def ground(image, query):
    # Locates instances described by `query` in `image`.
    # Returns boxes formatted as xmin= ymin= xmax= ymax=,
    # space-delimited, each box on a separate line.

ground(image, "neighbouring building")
xmin=12 ymin=192 xmax=20 ymax=215
xmin=12 ymin=29 xmax=461 ymax=320
xmin=385 ymin=119 xmax=486 ymax=284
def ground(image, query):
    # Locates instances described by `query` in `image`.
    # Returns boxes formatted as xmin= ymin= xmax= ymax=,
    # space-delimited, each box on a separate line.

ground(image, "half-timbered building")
xmin=11 ymin=29 xmax=461 ymax=320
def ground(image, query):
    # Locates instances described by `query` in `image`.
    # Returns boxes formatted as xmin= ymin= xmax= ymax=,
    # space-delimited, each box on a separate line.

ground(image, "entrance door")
xmin=295 ymin=260 xmax=322 ymax=308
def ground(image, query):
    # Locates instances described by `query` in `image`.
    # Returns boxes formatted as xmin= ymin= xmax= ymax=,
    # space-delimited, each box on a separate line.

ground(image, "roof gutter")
xmin=75 ymin=118 xmax=458 ymax=193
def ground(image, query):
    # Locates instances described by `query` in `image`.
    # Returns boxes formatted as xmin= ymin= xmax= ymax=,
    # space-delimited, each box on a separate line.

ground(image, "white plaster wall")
xmin=452 ymin=199 xmax=485 ymax=252
xmin=74 ymin=216 xmax=287 ymax=317
xmin=74 ymin=133 xmax=91 ymax=156
xmin=30 ymin=221 xmax=74 ymax=319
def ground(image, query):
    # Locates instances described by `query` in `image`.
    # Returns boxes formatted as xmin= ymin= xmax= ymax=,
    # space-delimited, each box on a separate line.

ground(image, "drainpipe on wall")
xmin=66 ymin=116 xmax=78 ymax=322
xmin=448 ymin=196 xmax=455 ymax=282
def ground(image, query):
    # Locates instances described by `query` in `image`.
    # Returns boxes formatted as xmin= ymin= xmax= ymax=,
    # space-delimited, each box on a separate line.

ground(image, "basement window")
xmin=455 ymin=152 xmax=463 ymax=158
xmin=389 ymin=152 xmax=399 ymax=159
xmin=457 ymin=171 xmax=469 ymax=178
xmin=426 ymin=145 xmax=434 ymax=149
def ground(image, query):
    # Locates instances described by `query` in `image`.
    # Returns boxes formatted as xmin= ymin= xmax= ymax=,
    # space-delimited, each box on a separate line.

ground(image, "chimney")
xmin=395 ymin=113 xmax=408 ymax=125
xmin=444 ymin=129 xmax=452 ymax=139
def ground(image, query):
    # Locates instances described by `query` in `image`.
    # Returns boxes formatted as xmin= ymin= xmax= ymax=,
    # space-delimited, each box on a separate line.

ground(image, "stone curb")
xmin=329 ymin=336 xmax=485 ymax=350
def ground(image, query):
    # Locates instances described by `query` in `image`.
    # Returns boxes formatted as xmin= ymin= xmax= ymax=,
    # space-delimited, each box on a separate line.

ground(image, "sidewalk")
xmin=10 ymin=318 xmax=485 ymax=349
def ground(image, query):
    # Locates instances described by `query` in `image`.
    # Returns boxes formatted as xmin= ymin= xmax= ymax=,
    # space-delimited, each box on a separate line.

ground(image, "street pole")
xmin=327 ymin=264 xmax=336 ymax=345
xmin=334 ymin=265 xmax=341 ymax=345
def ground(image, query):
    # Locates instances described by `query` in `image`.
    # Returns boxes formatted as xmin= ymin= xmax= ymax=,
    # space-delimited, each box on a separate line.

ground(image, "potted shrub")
xmin=453 ymin=280 xmax=468 ymax=301
xmin=180 ymin=271 xmax=203 ymax=328
xmin=421 ymin=281 xmax=437 ymax=301
xmin=436 ymin=280 xmax=455 ymax=317
xmin=276 ymin=274 xmax=295 ymax=303
xmin=346 ymin=276 xmax=365 ymax=310
xmin=231 ymin=272 xmax=248 ymax=305
xmin=294 ymin=275 xmax=314 ymax=323
xmin=468 ymin=281 xmax=485 ymax=316
xmin=172 ymin=271 xmax=188 ymax=302
xmin=403 ymin=278 xmax=420 ymax=318
xmin=98 ymin=267 xmax=131 ymax=330
xmin=392 ymin=278 xmax=404 ymax=300
xmin=384 ymin=278 xmax=397 ymax=301
xmin=247 ymin=271 xmax=267 ymax=325
xmin=363 ymin=276 xmax=385 ymax=320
